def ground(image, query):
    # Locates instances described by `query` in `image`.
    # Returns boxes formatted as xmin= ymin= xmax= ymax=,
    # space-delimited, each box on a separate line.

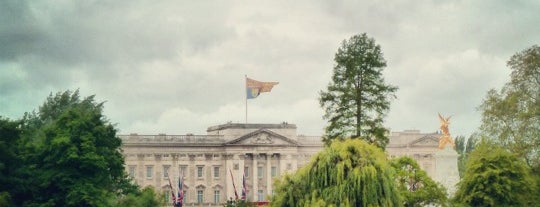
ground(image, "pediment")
xmin=409 ymin=135 xmax=439 ymax=147
xmin=225 ymin=129 xmax=298 ymax=146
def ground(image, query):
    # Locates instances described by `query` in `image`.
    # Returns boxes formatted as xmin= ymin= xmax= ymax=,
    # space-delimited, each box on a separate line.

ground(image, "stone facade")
xmin=386 ymin=129 xmax=442 ymax=178
xmin=120 ymin=123 xmax=441 ymax=206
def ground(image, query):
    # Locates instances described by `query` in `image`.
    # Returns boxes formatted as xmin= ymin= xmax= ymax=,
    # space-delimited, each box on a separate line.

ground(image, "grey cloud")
xmin=0 ymin=0 xmax=47 ymax=60
xmin=2 ymin=0 xmax=539 ymax=137
xmin=459 ymin=1 xmax=540 ymax=55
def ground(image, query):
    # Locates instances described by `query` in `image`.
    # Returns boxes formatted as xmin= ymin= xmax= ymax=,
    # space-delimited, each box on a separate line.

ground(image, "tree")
xmin=319 ymin=33 xmax=398 ymax=148
xmin=270 ymin=139 xmax=402 ymax=207
xmin=0 ymin=117 xmax=22 ymax=206
xmin=477 ymin=45 xmax=540 ymax=205
xmin=454 ymin=141 xmax=536 ymax=207
xmin=455 ymin=135 xmax=478 ymax=177
xmin=14 ymin=90 xmax=139 ymax=206
xmin=390 ymin=156 xmax=447 ymax=207
xmin=115 ymin=186 xmax=164 ymax=207
xmin=478 ymin=45 xmax=539 ymax=168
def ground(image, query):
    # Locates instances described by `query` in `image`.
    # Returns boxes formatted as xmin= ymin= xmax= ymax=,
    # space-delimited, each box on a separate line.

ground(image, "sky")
xmin=1 ymin=0 xmax=539 ymax=137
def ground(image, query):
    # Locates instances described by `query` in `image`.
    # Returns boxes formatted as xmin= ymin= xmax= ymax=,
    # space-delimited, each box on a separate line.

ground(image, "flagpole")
xmin=245 ymin=74 xmax=248 ymax=123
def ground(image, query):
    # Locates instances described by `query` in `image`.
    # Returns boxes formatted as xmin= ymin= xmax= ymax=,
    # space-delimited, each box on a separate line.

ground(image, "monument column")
xmin=434 ymin=113 xmax=459 ymax=196
xmin=435 ymin=146 xmax=459 ymax=195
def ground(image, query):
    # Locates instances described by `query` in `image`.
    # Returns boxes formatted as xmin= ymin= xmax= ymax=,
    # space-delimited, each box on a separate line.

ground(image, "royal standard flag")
xmin=246 ymin=77 xmax=278 ymax=99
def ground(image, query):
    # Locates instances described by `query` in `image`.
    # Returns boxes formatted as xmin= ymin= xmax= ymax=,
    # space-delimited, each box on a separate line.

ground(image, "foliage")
xmin=224 ymin=199 xmax=257 ymax=207
xmin=0 ymin=191 xmax=10 ymax=207
xmin=0 ymin=117 xmax=23 ymax=207
xmin=454 ymin=135 xmax=478 ymax=178
xmin=390 ymin=156 xmax=447 ymax=207
xmin=319 ymin=33 xmax=398 ymax=149
xmin=114 ymin=186 xmax=164 ymax=207
xmin=270 ymin=139 xmax=402 ymax=207
xmin=478 ymin=45 xmax=539 ymax=168
xmin=0 ymin=90 xmax=158 ymax=206
xmin=454 ymin=141 xmax=536 ymax=207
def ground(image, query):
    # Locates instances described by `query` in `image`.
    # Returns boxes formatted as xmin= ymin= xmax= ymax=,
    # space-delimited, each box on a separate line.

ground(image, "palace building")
xmin=120 ymin=123 xmax=440 ymax=206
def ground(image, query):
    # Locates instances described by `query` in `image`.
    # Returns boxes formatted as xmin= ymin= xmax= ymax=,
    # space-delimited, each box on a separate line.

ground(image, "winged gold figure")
xmin=438 ymin=113 xmax=454 ymax=149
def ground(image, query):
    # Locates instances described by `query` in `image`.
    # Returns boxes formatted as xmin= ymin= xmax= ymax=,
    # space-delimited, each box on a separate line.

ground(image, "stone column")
xmin=225 ymin=153 xmax=234 ymax=201
xmin=280 ymin=154 xmax=288 ymax=174
xmin=252 ymin=154 xmax=258 ymax=201
xmin=137 ymin=154 xmax=144 ymax=184
xmin=154 ymin=154 xmax=162 ymax=188
xmin=266 ymin=153 xmax=272 ymax=199
xmin=238 ymin=154 xmax=245 ymax=200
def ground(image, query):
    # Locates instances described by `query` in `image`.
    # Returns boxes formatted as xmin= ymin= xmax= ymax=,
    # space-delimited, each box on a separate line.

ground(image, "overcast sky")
xmin=1 ymin=0 xmax=539 ymax=137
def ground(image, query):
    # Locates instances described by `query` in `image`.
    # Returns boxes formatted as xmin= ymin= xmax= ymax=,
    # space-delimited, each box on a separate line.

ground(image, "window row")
xmin=128 ymin=165 xmax=222 ymax=179
xmin=128 ymin=164 xmax=290 ymax=179
xmin=243 ymin=166 xmax=280 ymax=178
xmin=164 ymin=190 xmax=222 ymax=204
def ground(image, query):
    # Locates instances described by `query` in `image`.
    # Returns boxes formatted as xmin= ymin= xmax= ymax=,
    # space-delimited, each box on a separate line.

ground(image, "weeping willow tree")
xmin=270 ymin=139 xmax=402 ymax=207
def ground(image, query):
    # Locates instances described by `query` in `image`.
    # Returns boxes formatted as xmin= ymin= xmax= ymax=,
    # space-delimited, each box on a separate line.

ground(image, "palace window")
xmin=244 ymin=167 xmax=249 ymax=177
xmin=146 ymin=165 xmax=153 ymax=179
xmin=257 ymin=190 xmax=264 ymax=201
xmin=214 ymin=190 xmax=220 ymax=204
xmin=180 ymin=165 xmax=187 ymax=176
xmin=197 ymin=166 xmax=204 ymax=178
xmin=257 ymin=167 xmax=263 ymax=178
xmin=271 ymin=166 xmax=277 ymax=177
xmin=214 ymin=166 xmax=220 ymax=178
xmin=163 ymin=165 xmax=170 ymax=178
xmin=197 ymin=190 xmax=204 ymax=203
xmin=128 ymin=165 xmax=136 ymax=178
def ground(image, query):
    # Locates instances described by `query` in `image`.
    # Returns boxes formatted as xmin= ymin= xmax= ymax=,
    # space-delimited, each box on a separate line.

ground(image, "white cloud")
xmin=1 ymin=0 xmax=539 ymax=138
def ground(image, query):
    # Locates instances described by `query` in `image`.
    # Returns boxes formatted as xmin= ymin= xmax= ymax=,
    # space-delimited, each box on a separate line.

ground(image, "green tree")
xmin=454 ymin=141 xmax=536 ymax=207
xmin=478 ymin=45 xmax=539 ymax=168
xmin=0 ymin=117 xmax=22 ymax=207
xmin=15 ymin=90 xmax=138 ymax=206
xmin=390 ymin=156 xmax=447 ymax=207
xmin=455 ymin=135 xmax=478 ymax=177
xmin=319 ymin=33 xmax=398 ymax=148
xmin=224 ymin=199 xmax=256 ymax=207
xmin=477 ymin=45 xmax=540 ymax=205
xmin=270 ymin=139 xmax=402 ymax=207
xmin=115 ymin=186 xmax=164 ymax=207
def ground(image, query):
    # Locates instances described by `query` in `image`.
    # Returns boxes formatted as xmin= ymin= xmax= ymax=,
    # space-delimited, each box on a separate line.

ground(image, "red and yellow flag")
xmin=246 ymin=77 xmax=278 ymax=99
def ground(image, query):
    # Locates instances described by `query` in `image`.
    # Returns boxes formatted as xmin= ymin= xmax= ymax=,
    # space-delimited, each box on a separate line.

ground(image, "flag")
xmin=229 ymin=169 xmax=239 ymax=200
xmin=246 ymin=77 xmax=278 ymax=99
xmin=178 ymin=176 xmax=184 ymax=207
xmin=168 ymin=177 xmax=177 ymax=205
xmin=241 ymin=173 xmax=247 ymax=200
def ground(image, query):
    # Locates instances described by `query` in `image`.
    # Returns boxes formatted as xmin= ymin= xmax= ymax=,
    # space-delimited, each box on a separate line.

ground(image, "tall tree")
xmin=319 ymin=33 xmax=398 ymax=148
xmin=390 ymin=156 xmax=447 ymax=207
xmin=454 ymin=141 xmax=535 ymax=207
xmin=270 ymin=139 xmax=402 ymax=207
xmin=478 ymin=45 xmax=539 ymax=168
xmin=16 ymin=90 xmax=138 ymax=206
xmin=455 ymin=135 xmax=478 ymax=177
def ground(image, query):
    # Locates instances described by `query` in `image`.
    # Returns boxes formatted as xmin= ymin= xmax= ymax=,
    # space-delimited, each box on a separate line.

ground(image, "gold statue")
xmin=438 ymin=113 xmax=454 ymax=149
